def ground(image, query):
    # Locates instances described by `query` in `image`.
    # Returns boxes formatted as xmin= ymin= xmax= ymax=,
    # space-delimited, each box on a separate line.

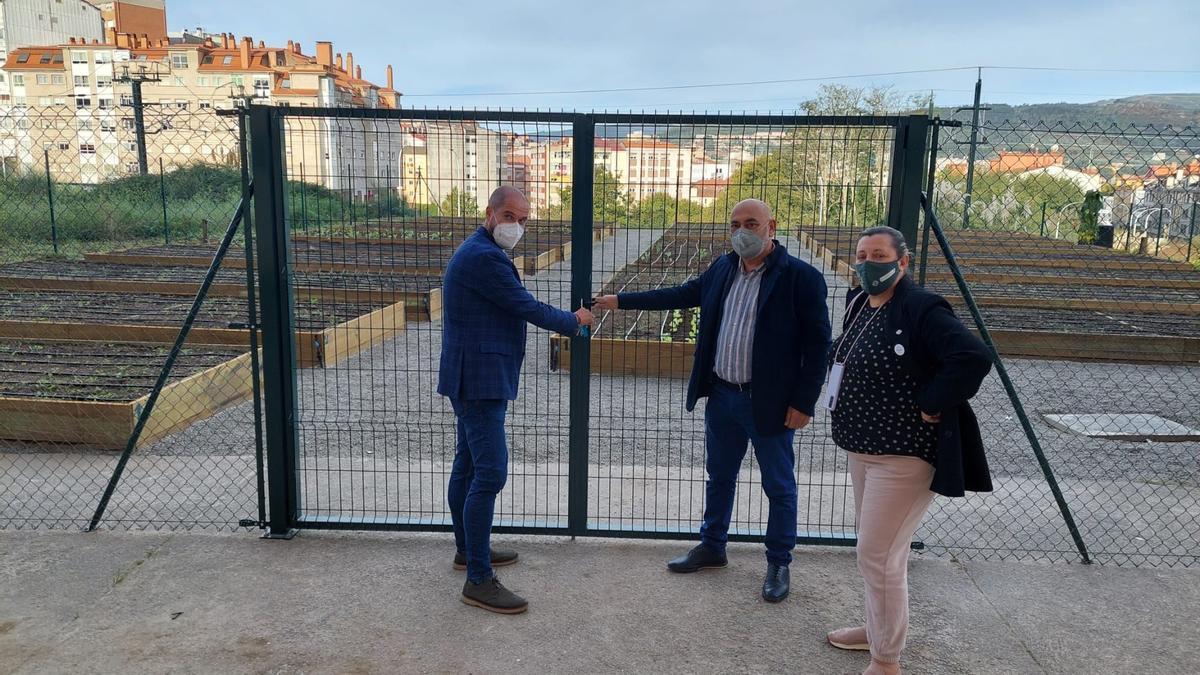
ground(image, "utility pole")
xmin=114 ymin=63 xmax=163 ymax=176
xmin=956 ymin=68 xmax=989 ymax=230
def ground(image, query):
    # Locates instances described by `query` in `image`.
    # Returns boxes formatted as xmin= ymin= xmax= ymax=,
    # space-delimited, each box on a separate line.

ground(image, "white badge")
xmin=824 ymin=363 xmax=845 ymax=411
xmin=894 ymin=344 xmax=906 ymax=356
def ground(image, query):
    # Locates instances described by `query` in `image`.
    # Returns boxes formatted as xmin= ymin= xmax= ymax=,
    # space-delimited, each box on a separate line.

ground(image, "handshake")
xmin=571 ymin=295 xmax=619 ymax=329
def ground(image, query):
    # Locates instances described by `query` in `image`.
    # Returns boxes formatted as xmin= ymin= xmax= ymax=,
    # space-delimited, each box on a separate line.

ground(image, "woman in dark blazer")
xmin=823 ymin=226 xmax=993 ymax=675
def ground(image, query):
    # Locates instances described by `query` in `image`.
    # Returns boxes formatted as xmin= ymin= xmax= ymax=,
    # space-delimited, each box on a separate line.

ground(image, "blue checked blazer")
xmin=438 ymin=226 xmax=579 ymax=401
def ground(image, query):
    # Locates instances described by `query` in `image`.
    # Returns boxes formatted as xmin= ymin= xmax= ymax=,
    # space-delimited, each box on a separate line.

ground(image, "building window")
xmin=78 ymin=119 xmax=92 ymax=130
xmin=98 ymin=98 xmax=113 ymax=110
xmin=73 ymin=75 xmax=88 ymax=86
xmin=15 ymin=54 xmax=30 ymax=64
xmin=222 ymin=55 xmax=234 ymax=66
xmin=253 ymin=77 xmax=269 ymax=97
xmin=173 ymin=77 xmax=185 ymax=87
xmin=72 ymin=51 xmax=87 ymax=65
xmin=12 ymin=75 xmax=24 ymax=86
xmin=58 ymin=142 xmax=70 ymax=150
xmin=79 ymin=144 xmax=96 ymax=155
xmin=170 ymin=53 xmax=188 ymax=69
xmin=36 ymin=74 xmax=49 ymax=85
xmin=212 ymin=76 xmax=224 ymax=87
xmin=51 ymin=74 xmax=64 ymax=85
xmin=95 ymin=52 xmax=112 ymax=65
xmin=197 ymin=76 xmax=208 ymax=87
xmin=101 ymin=121 xmax=116 ymax=132
xmin=125 ymin=141 xmax=138 ymax=151
xmin=97 ymin=77 xmax=112 ymax=88
xmin=199 ymin=100 xmax=212 ymax=109
xmin=119 ymin=94 xmax=133 ymax=106
xmin=39 ymin=97 xmax=52 ymax=106
xmin=54 ymin=97 xmax=66 ymax=106
xmin=75 ymin=97 xmax=91 ymax=108
xmin=122 ymin=118 xmax=135 ymax=130
xmin=174 ymin=100 xmax=189 ymax=109
xmin=40 ymin=53 xmax=52 ymax=64
xmin=52 ymin=53 xmax=63 ymax=64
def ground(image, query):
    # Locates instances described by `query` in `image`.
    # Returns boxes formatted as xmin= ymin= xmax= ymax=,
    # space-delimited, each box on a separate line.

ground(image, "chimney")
xmin=355 ymin=65 xmax=362 ymax=80
xmin=316 ymin=41 xmax=333 ymax=66
xmin=141 ymin=34 xmax=149 ymax=49
xmin=335 ymin=53 xmax=343 ymax=71
xmin=240 ymin=37 xmax=252 ymax=70
xmin=346 ymin=52 xmax=354 ymax=78
xmin=116 ymin=33 xmax=130 ymax=48
xmin=294 ymin=40 xmax=302 ymax=54
xmin=386 ymin=64 xmax=394 ymax=90
xmin=287 ymin=40 xmax=294 ymax=52
xmin=106 ymin=28 xmax=116 ymax=44
xmin=258 ymin=40 xmax=265 ymax=49
xmin=68 ymin=37 xmax=76 ymax=45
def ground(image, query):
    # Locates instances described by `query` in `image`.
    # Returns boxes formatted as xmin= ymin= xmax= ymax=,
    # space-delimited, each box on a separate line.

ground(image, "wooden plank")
xmin=550 ymin=336 xmax=694 ymax=378
xmin=317 ymin=298 xmax=408 ymax=367
xmin=924 ymin=271 xmax=1200 ymax=290
xmin=136 ymin=350 xmax=256 ymax=446
xmin=0 ymin=320 xmax=249 ymax=346
xmin=951 ymin=257 xmax=1190 ymax=272
xmin=86 ymin=252 xmax=447 ymax=276
xmin=981 ymin=329 xmax=1200 ymax=365
xmin=961 ymin=296 xmax=1200 ymax=316
xmin=0 ymin=396 xmax=132 ymax=448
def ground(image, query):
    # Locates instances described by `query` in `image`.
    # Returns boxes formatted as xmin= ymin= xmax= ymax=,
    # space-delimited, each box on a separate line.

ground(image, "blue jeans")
xmin=700 ymin=384 xmax=798 ymax=565
xmin=447 ymin=398 xmax=509 ymax=583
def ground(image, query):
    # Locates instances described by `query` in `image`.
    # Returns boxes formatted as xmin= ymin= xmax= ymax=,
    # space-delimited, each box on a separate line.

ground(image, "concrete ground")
xmin=2 ymin=530 xmax=1197 ymax=674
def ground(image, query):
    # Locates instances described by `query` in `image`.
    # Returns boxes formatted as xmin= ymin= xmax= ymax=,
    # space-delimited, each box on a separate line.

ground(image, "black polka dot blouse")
xmin=829 ymin=302 xmax=938 ymax=464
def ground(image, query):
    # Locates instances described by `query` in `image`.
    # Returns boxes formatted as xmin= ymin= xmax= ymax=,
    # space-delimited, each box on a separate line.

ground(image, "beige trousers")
xmin=848 ymin=452 xmax=936 ymax=664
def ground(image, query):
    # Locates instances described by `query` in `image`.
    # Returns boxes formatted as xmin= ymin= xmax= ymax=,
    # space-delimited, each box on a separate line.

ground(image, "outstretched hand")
xmin=592 ymin=295 xmax=619 ymax=311
xmin=784 ymin=407 xmax=812 ymax=430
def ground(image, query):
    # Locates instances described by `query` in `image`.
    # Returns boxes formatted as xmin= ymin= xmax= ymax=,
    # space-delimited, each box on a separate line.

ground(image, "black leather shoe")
xmin=453 ymin=548 xmax=519 ymax=571
xmin=667 ymin=544 xmax=728 ymax=573
xmin=762 ymin=562 xmax=790 ymax=603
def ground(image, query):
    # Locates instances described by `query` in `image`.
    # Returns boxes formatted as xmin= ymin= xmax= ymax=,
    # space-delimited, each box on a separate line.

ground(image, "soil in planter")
xmin=0 ymin=340 xmax=247 ymax=401
xmin=0 ymin=290 xmax=391 ymax=331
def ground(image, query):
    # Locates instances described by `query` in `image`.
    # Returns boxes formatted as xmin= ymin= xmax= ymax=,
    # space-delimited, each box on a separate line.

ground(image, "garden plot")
xmin=0 ymin=260 xmax=443 ymax=321
xmin=797 ymin=226 xmax=1200 ymax=365
xmin=0 ymin=339 xmax=252 ymax=450
xmin=551 ymin=225 xmax=728 ymax=378
xmin=0 ymin=290 xmax=406 ymax=368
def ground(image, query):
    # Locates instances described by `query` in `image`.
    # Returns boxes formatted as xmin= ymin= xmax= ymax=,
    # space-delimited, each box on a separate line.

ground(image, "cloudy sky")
xmin=172 ymin=0 xmax=1200 ymax=110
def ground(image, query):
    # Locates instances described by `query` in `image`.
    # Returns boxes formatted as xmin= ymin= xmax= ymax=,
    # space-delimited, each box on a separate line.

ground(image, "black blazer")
xmin=619 ymin=243 xmax=832 ymax=436
xmin=843 ymin=276 xmax=994 ymax=497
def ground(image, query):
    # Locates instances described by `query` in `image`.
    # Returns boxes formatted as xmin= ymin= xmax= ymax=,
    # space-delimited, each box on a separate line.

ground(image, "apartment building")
xmin=0 ymin=0 xmax=103 ymax=107
xmin=1 ymin=32 xmax=401 ymax=193
xmin=92 ymin=0 xmax=166 ymax=42
xmin=623 ymin=132 xmax=692 ymax=202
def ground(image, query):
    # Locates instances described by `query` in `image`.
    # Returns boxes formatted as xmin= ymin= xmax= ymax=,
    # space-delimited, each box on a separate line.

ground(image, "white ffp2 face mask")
xmin=493 ymin=221 xmax=524 ymax=249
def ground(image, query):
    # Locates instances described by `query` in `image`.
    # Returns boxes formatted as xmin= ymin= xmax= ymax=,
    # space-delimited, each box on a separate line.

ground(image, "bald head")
xmin=731 ymin=198 xmax=773 ymax=223
xmin=486 ymin=185 xmax=530 ymax=229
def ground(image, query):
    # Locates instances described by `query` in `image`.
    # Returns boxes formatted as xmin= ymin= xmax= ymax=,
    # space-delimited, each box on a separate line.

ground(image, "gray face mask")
xmin=731 ymin=228 xmax=767 ymax=259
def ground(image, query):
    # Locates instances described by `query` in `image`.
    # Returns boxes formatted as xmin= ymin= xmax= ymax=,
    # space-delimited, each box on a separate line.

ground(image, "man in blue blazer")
xmin=593 ymin=199 xmax=831 ymax=603
xmin=438 ymin=186 xmax=593 ymax=614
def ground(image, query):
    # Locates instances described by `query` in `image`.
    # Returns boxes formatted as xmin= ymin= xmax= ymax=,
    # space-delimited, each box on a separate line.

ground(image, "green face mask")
xmin=856 ymin=260 xmax=901 ymax=295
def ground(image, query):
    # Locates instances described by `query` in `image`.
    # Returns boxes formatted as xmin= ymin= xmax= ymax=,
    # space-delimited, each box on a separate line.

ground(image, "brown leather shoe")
xmin=461 ymin=576 xmax=528 ymax=614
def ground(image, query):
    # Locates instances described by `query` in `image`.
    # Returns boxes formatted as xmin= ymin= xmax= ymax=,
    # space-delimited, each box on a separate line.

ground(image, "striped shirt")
xmin=713 ymin=261 xmax=767 ymax=384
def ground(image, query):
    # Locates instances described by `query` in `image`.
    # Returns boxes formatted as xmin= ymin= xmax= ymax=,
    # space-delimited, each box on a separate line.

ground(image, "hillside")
xmin=933 ymin=94 xmax=1200 ymax=128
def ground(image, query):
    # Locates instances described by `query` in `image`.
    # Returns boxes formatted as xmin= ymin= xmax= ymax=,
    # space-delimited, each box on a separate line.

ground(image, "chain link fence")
xmin=914 ymin=119 xmax=1200 ymax=566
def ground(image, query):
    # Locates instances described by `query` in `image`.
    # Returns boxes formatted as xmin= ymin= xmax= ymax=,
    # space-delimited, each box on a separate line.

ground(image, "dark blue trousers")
xmin=700 ymin=384 xmax=798 ymax=565
xmin=447 ymin=398 xmax=509 ymax=583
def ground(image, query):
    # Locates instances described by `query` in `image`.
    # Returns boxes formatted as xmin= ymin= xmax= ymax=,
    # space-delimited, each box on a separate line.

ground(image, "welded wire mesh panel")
xmin=583 ymin=116 xmax=899 ymax=541
xmin=913 ymin=120 xmax=1200 ymax=566
xmin=0 ymin=105 xmax=262 ymax=530
xmin=279 ymin=111 xmax=575 ymax=528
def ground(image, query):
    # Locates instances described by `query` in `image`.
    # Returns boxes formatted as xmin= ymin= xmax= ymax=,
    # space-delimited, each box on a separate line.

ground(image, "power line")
xmin=403 ymin=65 xmax=1200 ymax=99
xmin=402 ymin=67 xmax=978 ymax=97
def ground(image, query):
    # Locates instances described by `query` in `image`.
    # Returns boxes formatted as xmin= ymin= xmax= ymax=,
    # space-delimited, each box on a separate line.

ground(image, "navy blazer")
xmin=842 ymin=277 xmax=994 ymax=497
xmin=618 ymin=242 xmax=832 ymax=436
xmin=438 ymin=227 xmax=579 ymax=401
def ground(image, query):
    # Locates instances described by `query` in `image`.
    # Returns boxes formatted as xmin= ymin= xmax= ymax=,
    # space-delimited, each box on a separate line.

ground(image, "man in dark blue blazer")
xmin=438 ymin=186 xmax=593 ymax=614
xmin=593 ymin=199 xmax=831 ymax=603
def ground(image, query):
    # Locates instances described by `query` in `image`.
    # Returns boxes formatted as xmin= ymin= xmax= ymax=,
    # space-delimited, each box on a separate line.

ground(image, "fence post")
xmin=567 ymin=113 xmax=595 ymax=537
xmin=1188 ymin=203 xmax=1197 ymax=263
xmin=1155 ymin=206 xmax=1164 ymax=257
xmin=1039 ymin=202 xmax=1047 ymax=237
xmin=43 ymin=148 xmax=58 ymax=255
xmin=159 ymin=157 xmax=169 ymax=245
xmin=1124 ymin=198 xmax=1135 ymax=251
xmin=250 ymin=105 xmax=299 ymax=539
xmin=886 ymin=115 xmax=930 ymax=247
xmin=917 ymin=121 xmax=940 ymax=287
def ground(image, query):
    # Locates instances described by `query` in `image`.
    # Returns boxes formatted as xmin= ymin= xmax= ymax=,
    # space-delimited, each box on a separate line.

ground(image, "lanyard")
xmin=832 ymin=295 xmax=888 ymax=366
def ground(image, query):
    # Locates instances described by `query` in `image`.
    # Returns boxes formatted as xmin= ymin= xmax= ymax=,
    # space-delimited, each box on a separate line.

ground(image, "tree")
xmin=547 ymin=166 xmax=631 ymax=223
xmin=800 ymin=84 xmax=926 ymax=116
xmin=439 ymin=187 xmax=480 ymax=218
